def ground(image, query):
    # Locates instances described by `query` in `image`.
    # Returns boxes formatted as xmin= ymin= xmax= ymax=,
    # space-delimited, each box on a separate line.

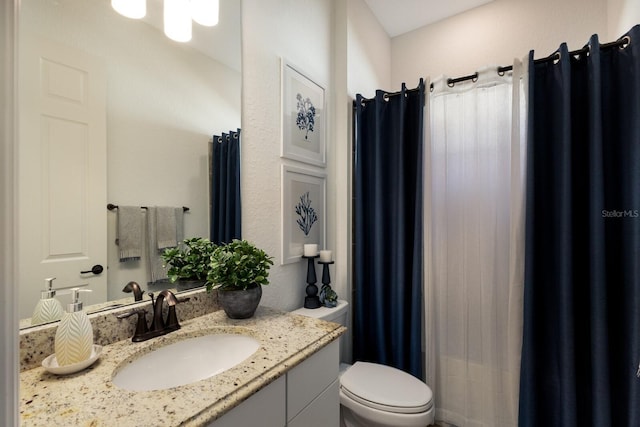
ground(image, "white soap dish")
xmin=42 ymin=345 xmax=102 ymax=375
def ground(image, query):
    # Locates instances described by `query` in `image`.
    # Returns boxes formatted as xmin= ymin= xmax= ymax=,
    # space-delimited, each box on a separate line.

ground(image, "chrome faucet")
xmin=116 ymin=289 xmax=189 ymax=342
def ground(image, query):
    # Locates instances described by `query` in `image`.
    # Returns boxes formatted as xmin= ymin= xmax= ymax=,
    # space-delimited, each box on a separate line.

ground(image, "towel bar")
xmin=107 ymin=204 xmax=189 ymax=212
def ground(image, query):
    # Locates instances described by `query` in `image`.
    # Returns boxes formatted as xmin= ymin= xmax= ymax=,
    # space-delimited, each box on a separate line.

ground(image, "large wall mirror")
xmin=18 ymin=0 xmax=241 ymax=328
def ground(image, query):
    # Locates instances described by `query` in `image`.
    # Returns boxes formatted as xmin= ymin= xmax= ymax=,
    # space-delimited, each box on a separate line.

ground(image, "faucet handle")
xmin=163 ymin=293 xmax=189 ymax=331
xmin=116 ymin=308 xmax=149 ymax=342
xmin=165 ymin=306 xmax=181 ymax=330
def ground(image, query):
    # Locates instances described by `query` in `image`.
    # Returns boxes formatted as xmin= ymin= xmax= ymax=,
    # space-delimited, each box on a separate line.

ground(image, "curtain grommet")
xmin=619 ymin=35 xmax=631 ymax=50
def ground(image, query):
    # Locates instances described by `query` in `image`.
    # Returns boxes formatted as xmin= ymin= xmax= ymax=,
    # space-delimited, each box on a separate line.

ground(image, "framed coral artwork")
xmin=281 ymin=59 xmax=326 ymax=167
xmin=281 ymin=165 xmax=326 ymax=264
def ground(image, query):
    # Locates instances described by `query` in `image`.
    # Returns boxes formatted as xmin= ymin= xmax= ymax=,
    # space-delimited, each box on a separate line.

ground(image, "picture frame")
xmin=281 ymin=165 xmax=326 ymax=265
xmin=281 ymin=59 xmax=326 ymax=167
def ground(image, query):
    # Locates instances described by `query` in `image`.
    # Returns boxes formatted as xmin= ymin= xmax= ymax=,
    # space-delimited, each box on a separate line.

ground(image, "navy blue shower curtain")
xmin=353 ymin=81 xmax=425 ymax=380
xmin=519 ymin=26 xmax=640 ymax=426
xmin=210 ymin=129 xmax=241 ymax=245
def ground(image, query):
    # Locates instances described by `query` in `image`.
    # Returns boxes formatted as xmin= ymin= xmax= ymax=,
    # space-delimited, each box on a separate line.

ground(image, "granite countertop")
xmin=20 ymin=306 xmax=346 ymax=426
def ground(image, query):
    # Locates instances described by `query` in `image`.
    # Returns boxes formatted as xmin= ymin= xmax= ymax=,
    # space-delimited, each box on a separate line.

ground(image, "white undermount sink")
xmin=112 ymin=334 xmax=260 ymax=391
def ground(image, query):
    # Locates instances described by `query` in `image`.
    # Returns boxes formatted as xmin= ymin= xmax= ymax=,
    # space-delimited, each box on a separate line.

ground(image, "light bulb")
xmin=164 ymin=0 xmax=192 ymax=42
xmin=111 ymin=0 xmax=146 ymax=19
xmin=192 ymin=0 xmax=219 ymax=27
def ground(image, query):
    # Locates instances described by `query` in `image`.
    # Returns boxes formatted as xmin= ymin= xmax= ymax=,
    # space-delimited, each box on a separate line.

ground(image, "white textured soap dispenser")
xmin=31 ymin=277 xmax=64 ymax=325
xmin=54 ymin=288 xmax=94 ymax=366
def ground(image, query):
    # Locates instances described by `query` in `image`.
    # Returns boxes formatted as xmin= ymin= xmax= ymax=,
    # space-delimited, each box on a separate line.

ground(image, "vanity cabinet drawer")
xmin=286 ymin=339 xmax=339 ymax=422
xmin=288 ymin=378 xmax=340 ymax=427
xmin=209 ymin=339 xmax=340 ymax=427
xmin=210 ymin=375 xmax=286 ymax=427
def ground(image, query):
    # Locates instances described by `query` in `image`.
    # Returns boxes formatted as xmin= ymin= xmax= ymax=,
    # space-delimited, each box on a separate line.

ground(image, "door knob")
xmin=81 ymin=264 xmax=104 ymax=275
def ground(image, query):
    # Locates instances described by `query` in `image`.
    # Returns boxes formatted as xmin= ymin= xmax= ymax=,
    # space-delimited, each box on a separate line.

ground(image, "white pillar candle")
xmin=303 ymin=244 xmax=318 ymax=257
xmin=319 ymin=250 xmax=332 ymax=262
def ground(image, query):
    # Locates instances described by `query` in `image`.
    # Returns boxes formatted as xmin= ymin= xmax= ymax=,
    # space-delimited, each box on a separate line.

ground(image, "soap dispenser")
xmin=54 ymin=288 xmax=93 ymax=366
xmin=31 ymin=277 xmax=64 ymax=325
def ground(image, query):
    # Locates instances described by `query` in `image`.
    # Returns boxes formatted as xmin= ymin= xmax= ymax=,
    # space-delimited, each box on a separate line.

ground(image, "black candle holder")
xmin=302 ymin=255 xmax=321 ymax=308
xmin=318 ymin=261 xmax=337 ymax=307
xmin=318 ymin=260 xmax=334 ymax=286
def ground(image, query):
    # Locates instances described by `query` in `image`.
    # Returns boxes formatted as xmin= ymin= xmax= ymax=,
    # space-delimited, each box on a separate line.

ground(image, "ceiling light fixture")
xmin=112 ymin=0 xmax=219 ymax=43
xmin=191 ymin=0 xmax=219 ymax=27
xmin=164 ymin=0 xmax=193 ymax=42
xmin=111 ymin=0 xmax=146 ymax=19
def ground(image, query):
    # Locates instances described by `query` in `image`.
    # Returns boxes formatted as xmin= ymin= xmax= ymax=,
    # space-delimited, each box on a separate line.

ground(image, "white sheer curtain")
xmin=424 ymin=60 xmax=527 ymax=427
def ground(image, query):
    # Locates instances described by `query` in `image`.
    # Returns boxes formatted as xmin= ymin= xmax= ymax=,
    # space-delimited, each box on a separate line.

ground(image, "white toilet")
xmin=292 ymin=300 xmax=435 ymax=427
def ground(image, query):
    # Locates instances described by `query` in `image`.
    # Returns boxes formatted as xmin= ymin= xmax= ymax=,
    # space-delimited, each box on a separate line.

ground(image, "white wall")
xmin=347 ymin=0 xmax=392 ymax=97
xmin=20 ymin=0 xmax=241 ymax=301
xmin=391 ymin=0 xmax=608 ymax=85
xmin=608 ymin=0 xmax=640 ymax=39
xmin=242 ymin=0 xmax=334 ymax=311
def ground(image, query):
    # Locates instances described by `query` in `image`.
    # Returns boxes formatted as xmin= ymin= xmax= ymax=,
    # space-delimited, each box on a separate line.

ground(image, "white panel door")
xmin=18 ymin=36 xmax=107 ymax=318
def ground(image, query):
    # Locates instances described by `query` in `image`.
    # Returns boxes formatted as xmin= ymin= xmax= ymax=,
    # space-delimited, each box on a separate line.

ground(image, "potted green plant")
xmin=162 ymin=237 xmax=217 ymax=290
xmin=207 ymin=239 xmax=274 ymax=319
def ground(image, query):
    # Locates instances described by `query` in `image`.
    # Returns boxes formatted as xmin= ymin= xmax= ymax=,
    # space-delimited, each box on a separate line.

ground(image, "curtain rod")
xmin=357 ymin=34 xmax=631 ymax=104
xmin=357 ymin=86 xmax=423 ymax=105
xmin=496 ymin=35 xmax=630 ymax=75
xmin=441 ymin=35 xmax=631 ymax=88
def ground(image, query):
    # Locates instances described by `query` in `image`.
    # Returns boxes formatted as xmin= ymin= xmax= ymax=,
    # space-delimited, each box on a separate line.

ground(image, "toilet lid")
xmin=340 ymin=362 xmax=433 ymax=414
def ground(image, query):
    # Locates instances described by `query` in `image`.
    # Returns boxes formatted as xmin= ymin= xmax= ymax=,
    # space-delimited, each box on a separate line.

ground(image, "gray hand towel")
xmin=156 ymin=206 xmax=177 ymax=249
xmin=117 ymin=206 xmax=143 ymax=262
xmin=175 ymin=207 xmax=185 ymax=249
xmin=146 ymin=207 xmax=168 ymax=283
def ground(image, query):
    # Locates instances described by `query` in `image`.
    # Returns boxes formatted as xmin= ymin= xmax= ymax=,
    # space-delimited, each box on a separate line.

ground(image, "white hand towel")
xmin=116 ymin=206 xmax=143 ymax=262
xmin=156 ymin=206 xmax=177 ymax=249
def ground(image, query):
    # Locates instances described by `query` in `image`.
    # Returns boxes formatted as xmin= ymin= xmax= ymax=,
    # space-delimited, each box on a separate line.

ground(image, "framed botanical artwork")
xmin=281 ymin=165 xmax=326 ymax=264
xmin=281 ymin=59 xmax=326 ymax=167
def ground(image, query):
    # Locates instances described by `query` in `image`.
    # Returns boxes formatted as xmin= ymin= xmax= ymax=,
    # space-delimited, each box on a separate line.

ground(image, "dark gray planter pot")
xmin=218 ymin=283 xmax=262 ymax=319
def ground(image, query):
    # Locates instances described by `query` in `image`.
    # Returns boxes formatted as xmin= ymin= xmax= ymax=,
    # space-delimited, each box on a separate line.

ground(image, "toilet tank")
xmin=292 ymin=300 xmax=350 ymax=367
xmin=291 ymin=300 xmax=349 ymax=326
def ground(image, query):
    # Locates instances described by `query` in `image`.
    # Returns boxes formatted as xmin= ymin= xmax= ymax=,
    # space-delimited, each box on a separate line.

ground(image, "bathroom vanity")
xmin=19 ymin=306 xmax=345 ymax=426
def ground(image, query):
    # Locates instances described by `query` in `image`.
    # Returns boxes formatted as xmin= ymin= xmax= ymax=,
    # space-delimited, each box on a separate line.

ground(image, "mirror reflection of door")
xmin=18 ymin=36 xmax=108 ymax=319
